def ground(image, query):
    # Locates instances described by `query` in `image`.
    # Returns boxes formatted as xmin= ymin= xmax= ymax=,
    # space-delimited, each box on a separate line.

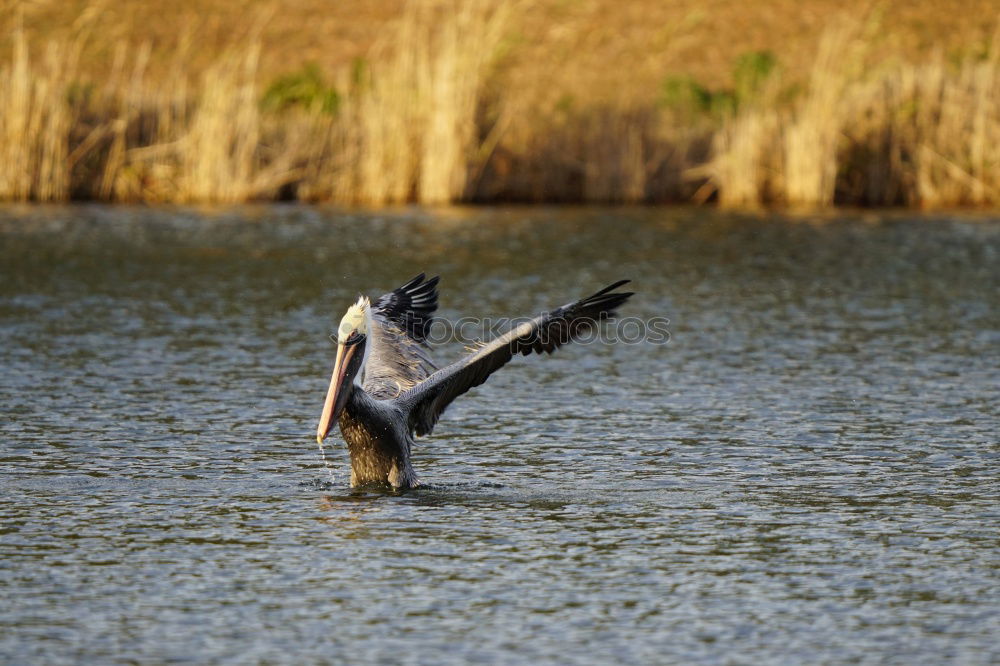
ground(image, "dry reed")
xmin=0 ymin=4 xmax=997 ymax=208
xmin=709 ymin=15 xmax=1000 ymax=208
xmin=0 ymin=23 xmax=79 ymax=201
xmin=783 ymin=17 xmax=873 ymax=206
xmin=312 ymin=0 xmax=511 ymax=204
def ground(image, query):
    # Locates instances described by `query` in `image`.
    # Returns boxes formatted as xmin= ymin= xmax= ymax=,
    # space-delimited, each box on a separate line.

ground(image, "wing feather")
xmin=363 ymin=274 xmax=440 ymax=399
xmin=399 ymin=280 xmax=632 ymax=435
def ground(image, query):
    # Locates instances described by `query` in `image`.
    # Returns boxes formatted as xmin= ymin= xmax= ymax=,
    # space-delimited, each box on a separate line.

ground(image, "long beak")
xmin=316 ymin=343 xmax=355 ymax=444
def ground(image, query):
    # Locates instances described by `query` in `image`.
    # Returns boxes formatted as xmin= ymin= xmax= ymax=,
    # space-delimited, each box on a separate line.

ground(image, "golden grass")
xmin=15 ymin=0 xmax=995 ymax=108
xmin=83 ymin=15 xmax=308 ymax=203
xmin=314 ymin=0 xmax=510 ymax=204
xmin=711 ymin=110 xmax=778 ymax=208
xmin=909 ymin=52 xmax=1000 ymax=206
xmin=46 ymin=0 xmax=510 ymax=205
xmin=709 ymin=16 xmax=1000 ymax=208
xmin=781 ymin=16 xmax=871 ymax=207
xmin=0 ymin=2 xmax=997 ymax=208
xmin=0 ymin=23 xmax=79 ymax=201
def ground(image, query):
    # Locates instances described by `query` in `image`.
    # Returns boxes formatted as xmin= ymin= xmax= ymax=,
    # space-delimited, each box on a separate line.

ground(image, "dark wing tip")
xmin=371 ymin=272 xmax=442 ymax=344
xmin=578 ymin=280 xmax=633 ymax=313
xmin=402 ymin=273 xmax=439 ymax=299
xmin=588 ymin=279 xmax=631 ymax=299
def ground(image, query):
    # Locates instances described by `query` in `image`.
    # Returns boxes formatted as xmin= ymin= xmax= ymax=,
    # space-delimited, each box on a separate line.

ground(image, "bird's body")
xmin=316 ymin=274 xmax=633 ymax=488
xmin=339 ymin=392 xmax=417 ymax=487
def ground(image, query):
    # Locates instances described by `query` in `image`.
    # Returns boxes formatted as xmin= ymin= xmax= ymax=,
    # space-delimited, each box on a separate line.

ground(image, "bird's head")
xmin=316 ymin=296 xmax=370 ymax=444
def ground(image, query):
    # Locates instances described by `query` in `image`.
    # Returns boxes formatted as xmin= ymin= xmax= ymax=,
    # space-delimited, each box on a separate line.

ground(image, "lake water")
xmin=1 ymin=205 xmax=998 ymax=664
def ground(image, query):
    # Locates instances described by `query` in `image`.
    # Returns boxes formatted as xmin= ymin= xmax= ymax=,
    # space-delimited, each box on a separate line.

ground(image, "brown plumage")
xmin=316 ymin=275 xmax=633 ymax=488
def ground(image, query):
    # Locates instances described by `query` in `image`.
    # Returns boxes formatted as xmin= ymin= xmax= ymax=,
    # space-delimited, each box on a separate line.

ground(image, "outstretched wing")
xmin=363 ymin=273 xmax=440 ymax=399
xmin=399 ymin=280 xmax=633 ymax=436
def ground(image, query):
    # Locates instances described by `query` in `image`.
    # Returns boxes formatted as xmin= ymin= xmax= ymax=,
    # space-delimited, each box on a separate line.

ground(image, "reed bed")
xmin=0 ymin=4 xmax=997 ymax=208
xmin=311 ymin=0 xmax=511 ymax=204
xmin=710 ymin=18 xmax=1000 ymax=208
xmin=0 ymin=24 xmax=80 ymax=201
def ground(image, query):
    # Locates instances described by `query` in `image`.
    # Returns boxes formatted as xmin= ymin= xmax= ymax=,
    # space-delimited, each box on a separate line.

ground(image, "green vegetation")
xmin=732 ymin=51 xmax=777 ymax=103
xmin=660 ymin=51 xmax=779 ymax=118
xmin=261 ymin=63 xmax=340 ymax=114
xmin=659 ymin=75 xmax=715 ymax=116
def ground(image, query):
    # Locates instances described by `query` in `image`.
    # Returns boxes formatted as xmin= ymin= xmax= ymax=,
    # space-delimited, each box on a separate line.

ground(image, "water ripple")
xmin=1 ymin=206 xmax=998 ymax=664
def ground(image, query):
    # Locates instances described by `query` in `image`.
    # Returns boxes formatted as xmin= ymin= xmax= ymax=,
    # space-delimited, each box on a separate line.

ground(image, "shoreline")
xmin=2 ymin=201 xmax=999 ymax=219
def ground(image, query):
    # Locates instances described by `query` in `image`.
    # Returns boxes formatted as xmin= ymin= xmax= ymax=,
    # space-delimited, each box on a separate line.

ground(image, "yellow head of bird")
xmin=338 ymin=296 xmax=370 ymax=342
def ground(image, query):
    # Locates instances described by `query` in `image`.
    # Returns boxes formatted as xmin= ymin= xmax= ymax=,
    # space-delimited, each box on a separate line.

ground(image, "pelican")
xmin=316 ymin=274 xmax=633 ymax=488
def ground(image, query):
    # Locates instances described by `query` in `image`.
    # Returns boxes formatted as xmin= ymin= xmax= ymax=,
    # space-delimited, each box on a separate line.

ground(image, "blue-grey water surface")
xmin=1 ymin=206 xmax=998 ymax=664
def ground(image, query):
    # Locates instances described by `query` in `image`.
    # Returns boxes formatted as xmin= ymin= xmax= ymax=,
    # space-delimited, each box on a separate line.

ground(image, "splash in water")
xmin=315 ymin=438 xmax=338 ymax=486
